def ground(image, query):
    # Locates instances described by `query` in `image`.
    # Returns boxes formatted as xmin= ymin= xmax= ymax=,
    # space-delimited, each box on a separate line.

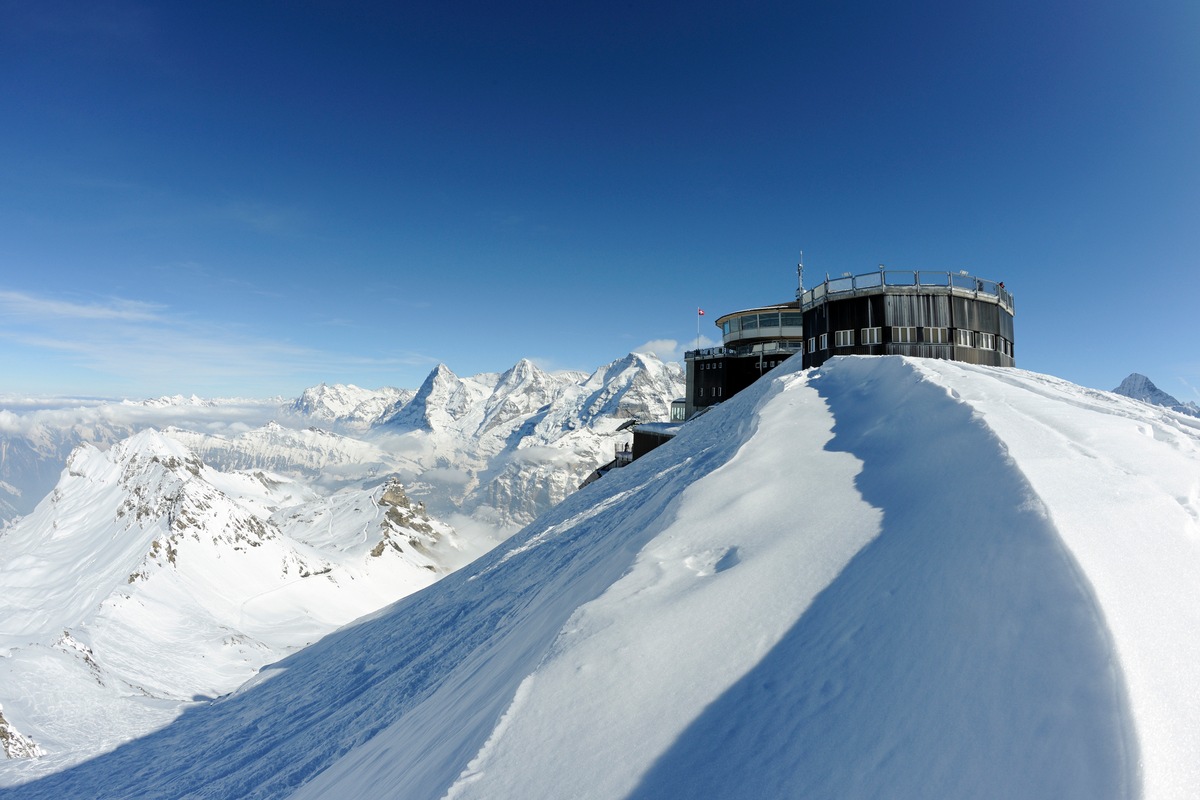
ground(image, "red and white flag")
xmin=697 ymin=308 xmax=705 ymax=316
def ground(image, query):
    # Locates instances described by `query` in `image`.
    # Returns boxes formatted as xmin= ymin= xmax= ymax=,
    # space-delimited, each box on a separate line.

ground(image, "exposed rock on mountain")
xmin=0 ymin=709 xmax=43 ymax=760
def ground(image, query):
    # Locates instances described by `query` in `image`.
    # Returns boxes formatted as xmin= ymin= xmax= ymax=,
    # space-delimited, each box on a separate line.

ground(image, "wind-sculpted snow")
xmin=7 ymin=359 xmax=1190 ymax=796
xmin=627 ymin=358 xmax=1136 ymax=799
xmin=0 ymin=362 xmax=761 ymax=798
xmin=6 ymin=356 xmax=1196 ymax=798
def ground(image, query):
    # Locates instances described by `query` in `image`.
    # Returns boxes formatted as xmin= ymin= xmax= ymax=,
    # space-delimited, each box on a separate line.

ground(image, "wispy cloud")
xmin=0 ymin=288 xmax=436 ymax=398
xmin=219 ymin=200 xmax=304 ymax=236
xmin=0 ymin=290 xmax=165 ymax=322
xmin=633 ymin=337 xmax=714 ymax=362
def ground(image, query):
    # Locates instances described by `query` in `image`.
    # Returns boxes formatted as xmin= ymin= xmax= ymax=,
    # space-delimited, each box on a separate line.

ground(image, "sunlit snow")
xmin=2 ymin=355 xmax=1198 ymax=799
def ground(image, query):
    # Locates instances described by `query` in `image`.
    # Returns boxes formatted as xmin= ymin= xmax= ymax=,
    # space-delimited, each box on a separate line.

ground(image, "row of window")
xmin=698 ymin=360 xmax=724 ymax=370
xmin=806 ymin=327 xmax=1012 ymax=353
xmin=697 ymin=385 xmax=725 ymax=398
xmin=721 ymin=311 xmax=804 ymax=336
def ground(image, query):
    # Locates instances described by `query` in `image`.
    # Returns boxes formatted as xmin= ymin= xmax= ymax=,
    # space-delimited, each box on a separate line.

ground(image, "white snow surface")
xmin=0 ymin=430 xmax=467 ymax=769
xmin=2 ymin=355 xmax=1198 ymax=799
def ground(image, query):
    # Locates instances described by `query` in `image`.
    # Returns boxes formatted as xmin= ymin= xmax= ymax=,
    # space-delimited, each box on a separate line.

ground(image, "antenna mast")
xmin=796 ymin=251 xmax=805 ymax=297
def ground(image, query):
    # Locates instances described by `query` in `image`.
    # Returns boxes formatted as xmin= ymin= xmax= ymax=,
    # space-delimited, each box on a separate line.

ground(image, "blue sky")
xmin=2 ymin=1 xmax=1197 ymax=400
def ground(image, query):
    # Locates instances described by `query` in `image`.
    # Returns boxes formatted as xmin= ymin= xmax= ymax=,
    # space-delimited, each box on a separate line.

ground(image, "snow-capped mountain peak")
xmin=382 ymin=363 xmax=486 ymax=432
xmin=287 ymin=382 xmax=412 ymax=430
xmin=1112 ymin=372 xmax=1200 ymax=417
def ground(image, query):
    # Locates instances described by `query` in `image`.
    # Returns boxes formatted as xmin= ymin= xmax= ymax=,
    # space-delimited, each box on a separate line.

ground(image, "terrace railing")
xmin=799 ymin=270 xmax=1014 ymax=314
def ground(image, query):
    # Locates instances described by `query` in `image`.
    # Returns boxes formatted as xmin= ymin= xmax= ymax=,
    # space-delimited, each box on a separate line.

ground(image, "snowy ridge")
xmin=3 ymin=356 xmax=1196 ymax=798
xmin=0 ymin=431 xmax=465 ymax=766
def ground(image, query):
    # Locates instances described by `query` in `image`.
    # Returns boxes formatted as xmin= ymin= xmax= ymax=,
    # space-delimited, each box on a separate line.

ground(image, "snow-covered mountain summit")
xmin=360 ymin=352 xmax=684 ymax=530
xmin=288 ymin=383 xmax=413 ymax=431
xmin=1112 ymin=372 xmax=1200 ymax=417
xmin=6 ymin=355 xmax=1197 ymax=798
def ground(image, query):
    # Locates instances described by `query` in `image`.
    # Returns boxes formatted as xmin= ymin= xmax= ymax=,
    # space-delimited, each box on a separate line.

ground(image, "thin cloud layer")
xmin=0 ymin=288 xmax=435 ymax=398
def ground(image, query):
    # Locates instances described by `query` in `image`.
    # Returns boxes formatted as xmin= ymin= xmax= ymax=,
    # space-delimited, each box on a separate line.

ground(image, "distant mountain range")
xmin=0 ymin=351 xmax=683 ymax=766
xmin=0 ymin=352 xmax=684 ymax=531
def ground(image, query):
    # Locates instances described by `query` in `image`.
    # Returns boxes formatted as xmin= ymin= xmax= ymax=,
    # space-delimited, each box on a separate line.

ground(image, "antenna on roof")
xmin=796 ymin=251 xmax=804 ymax=295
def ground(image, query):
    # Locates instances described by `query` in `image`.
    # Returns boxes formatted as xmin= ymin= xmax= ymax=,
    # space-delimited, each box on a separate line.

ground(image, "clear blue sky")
xmin=2 ymin=1 xmax=1197 ymax=400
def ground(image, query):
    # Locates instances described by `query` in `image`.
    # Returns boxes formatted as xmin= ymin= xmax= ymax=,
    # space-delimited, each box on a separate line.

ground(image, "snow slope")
xmin=3 ymin=356 xmax=1198 ymax=799
xmin=0 ymin=431 xmax=466 ymax=768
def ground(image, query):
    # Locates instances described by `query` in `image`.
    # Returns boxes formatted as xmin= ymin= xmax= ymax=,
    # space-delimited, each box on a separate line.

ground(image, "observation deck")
xmin=800 ymin=270 xmax=1014 ymax=316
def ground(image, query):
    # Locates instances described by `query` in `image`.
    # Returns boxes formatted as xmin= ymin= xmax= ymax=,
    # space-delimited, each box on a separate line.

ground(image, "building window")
xmin=758 ymin=312 xmax=779 ymax=328
xmin=924 ymin=327 xmax=949 ymax=344
xmin=978 ymin=333 xmax=995 ymax=350
xmin=807 ymin=337 xmax=816 ymax=353
xmin=834 ymin=330 xmax=854 ymax=347
xmin=892 ymin=326 xmax=917 ymax=343
xmin=861 ymin=327 xmax=882 ymax=345
xmin=819 ymin=333 xmax=828 ymax=350
xmin=742 ymin=315 xmax=759 ymax=331
xmin=781 ymin=312 xmax=803 ymax=327
xmin=956 ymin=329 xmax=975 ymax=348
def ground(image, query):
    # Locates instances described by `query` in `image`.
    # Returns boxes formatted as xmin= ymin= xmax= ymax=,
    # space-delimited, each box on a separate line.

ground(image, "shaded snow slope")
xmin=4 ymin=356 xmax=1196 ymax=799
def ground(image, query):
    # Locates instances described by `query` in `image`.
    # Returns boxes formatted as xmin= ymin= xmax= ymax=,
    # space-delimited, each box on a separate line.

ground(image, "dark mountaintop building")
xmin=602 ymin=263 xmax=1017 ymax=480
xmin=681 ymin=265 xmax=1015 ymax=420
xmin=799 ymin=268 xmax=1015 ymax=371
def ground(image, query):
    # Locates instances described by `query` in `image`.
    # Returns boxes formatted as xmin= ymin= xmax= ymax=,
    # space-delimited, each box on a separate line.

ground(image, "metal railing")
xmin=684 ymin=340 xmax=805 ymax=360
xmin=799 ymin=270 xmax=1014 ymax=314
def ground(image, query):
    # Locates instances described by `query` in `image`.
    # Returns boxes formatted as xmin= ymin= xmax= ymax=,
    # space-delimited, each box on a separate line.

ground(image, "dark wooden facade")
xmin=800 ymin=273 xmax=1015 ymax=370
